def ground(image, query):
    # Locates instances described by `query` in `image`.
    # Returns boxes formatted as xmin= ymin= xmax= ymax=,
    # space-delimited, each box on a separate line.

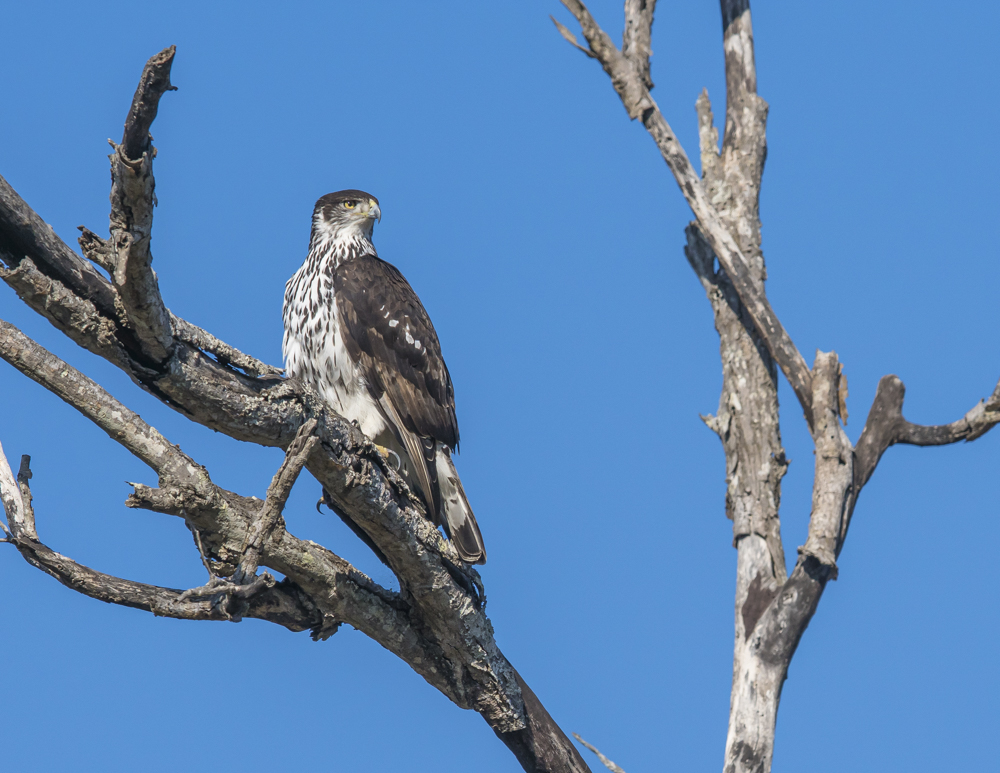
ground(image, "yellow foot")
xmin=375 ymin=445 xmax=402 ymax=470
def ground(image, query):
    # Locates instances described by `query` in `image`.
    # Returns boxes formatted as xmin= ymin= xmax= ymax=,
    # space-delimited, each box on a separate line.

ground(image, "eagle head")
xmin=312 ymin=190 xmax=381 ymax=244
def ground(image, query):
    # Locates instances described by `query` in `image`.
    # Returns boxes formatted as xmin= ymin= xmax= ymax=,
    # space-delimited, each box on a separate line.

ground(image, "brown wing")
xmin=334 ymin=254 xmax=459 ymax=447
xmin=334 ymin=254 xmax=460 ymax=518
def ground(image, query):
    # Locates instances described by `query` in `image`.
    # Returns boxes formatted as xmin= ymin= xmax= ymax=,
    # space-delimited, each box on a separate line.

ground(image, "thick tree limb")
xmin=622 ymin=0 xmax=656 ymax=90
xmin=0 ymin=176 xmax=117 ymax=319
xmin=556 ymin=0 xmax=814 ymax=429
xmin=0 ymin=319 xmax=207 ymax=489
xmin=799 ymin=352 xmax=853 ymax=572
xmin=726 ymin=356 xmax=848 ymax=773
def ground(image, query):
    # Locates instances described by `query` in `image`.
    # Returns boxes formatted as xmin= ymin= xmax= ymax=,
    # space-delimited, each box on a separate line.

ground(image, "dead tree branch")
xmin=555 ymin=0 xmax=815 ymax=430
xmin=0 ymin=47 xmax=590 ymax=773
xmin=554 ymin=2 xmax=1000 ymax=772
xmin=0 ymin=448 xmax=318 ymax=630
xmin=622 ymin=0 xmax=656 ymax=90
xmin=573 ymin=734 xmax=628 ymax=773
xmin=854 ymin=374 xmax=1000 ymax=488
xmin=235 ymin=419 xmax=319 ymax=583
xmin=108 ymin=45 xmax=176 ymax=363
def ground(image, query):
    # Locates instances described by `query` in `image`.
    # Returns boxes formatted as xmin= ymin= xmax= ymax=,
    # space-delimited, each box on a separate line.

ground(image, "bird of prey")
xmin=282 ymin=190 xmax=486 ymax=564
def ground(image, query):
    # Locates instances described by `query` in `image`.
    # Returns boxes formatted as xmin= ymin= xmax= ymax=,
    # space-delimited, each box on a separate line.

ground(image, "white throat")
xmin=308 ymin=219 xmax=377 ymax=268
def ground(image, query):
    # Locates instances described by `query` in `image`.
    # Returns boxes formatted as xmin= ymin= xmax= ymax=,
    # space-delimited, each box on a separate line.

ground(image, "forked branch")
xmin=855 ymin=374 xmax=1000 ymax=488
xmin=556 ymin=3 xmax=1000 ymax=773
xmin=555 ymin=0 xmax=815 ymax=429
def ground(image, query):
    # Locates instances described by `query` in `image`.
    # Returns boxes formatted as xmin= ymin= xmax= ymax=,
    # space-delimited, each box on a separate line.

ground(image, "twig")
xmin=235 ymin=419 xmax=319 ymax=583
xmin=573 ymin=734 xmax=627 ymax=773
xmin=170 ymin=314 xmax=282 ymax=378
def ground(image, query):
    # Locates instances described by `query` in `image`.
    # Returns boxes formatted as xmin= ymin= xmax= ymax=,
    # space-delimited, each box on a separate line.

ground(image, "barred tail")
xmin=434 ymin=444 xmax=486 ymax=565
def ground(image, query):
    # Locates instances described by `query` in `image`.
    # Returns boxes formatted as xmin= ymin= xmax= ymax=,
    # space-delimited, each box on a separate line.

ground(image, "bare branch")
xmin=573 ymin=734 xmax=627 ymax=773
xmin=0 ymin=256 xmax=140 ymax=376
xmin=22 ymin=535 xmax=316 ymax=629
xmin=236 ymin=419 xmax=319 ymax=583
xmin=622 ymin=0 xmax=656 ymax=90
xmin=550 ymin=16 xmax=596 ymax=58
xmin=854 ymin=374 xmax=1000 ymax=489
xmin=0 ymin=174 xmax=117 ymax=317
xmin=799 ymin=351 xmax=852 ymax=572
xmin=0 ymin=318 xmax=205 ymax=489
xmin=77 ymin=226 xmax=114 ymax=273
xmin=170 ymin=314 xmax=282 ymax=378
xmin=16 ymin=454 xmax=36 ymax=540
xmin=0 ymin=440 xmax=25 ymax=537
xmin=695 ymin=89 xmax=720 ymax=179
xmin=106 ymin=47 xmax=177 ymax=363
xmin=556 ymin=0 xmax=815 ymax=429
xmin=121 ymin=46 xmax=177 ymax=162
xmin=0 ymin=450 xmax=318 ymax=629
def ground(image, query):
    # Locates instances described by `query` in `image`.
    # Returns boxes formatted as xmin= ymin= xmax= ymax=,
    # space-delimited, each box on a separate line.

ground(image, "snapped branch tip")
xmin=550 ymin=16 xmax=595 ymax=58
xmin=572 ymin=733 xmax=627 ymax=773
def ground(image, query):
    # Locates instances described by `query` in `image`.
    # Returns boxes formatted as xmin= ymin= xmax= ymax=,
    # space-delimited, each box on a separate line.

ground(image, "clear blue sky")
xmin=1 ymin=1 xmax=997 ymax=771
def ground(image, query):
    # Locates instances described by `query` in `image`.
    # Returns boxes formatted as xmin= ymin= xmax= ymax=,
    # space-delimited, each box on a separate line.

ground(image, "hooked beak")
xmin=367 ymin=199 xmax=381 ymax=223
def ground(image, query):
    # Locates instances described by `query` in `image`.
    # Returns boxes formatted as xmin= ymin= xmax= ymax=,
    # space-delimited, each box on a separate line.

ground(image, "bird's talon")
xmin=375 ymin=445 xmax=402 ymax=470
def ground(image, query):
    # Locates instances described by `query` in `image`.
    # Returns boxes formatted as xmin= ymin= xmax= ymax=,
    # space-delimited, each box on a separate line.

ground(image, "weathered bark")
xmin=107 ymin=46 xmax=176 ymax=363
xmin=0 ymin=49 xmax=589 ymax=773
xmin=683 ymin=7 xmax=789 ymax=768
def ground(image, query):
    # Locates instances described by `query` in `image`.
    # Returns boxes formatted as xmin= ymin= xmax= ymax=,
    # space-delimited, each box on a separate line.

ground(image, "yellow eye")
xmin=344 ymin=201 xmax=357 ymax=209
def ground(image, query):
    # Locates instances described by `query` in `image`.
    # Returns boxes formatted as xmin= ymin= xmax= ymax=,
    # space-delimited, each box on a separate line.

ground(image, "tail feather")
xmin=434 ymin=444 xmax=486 ymax=565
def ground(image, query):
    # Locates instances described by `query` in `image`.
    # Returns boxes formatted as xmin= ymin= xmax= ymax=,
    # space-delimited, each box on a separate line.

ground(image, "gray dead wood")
xmin=0 ymin=448 xmax=319 ymax=630
xmin=234 ymin=419 xmax=319 ymax=584
xmin=556 ymin=0 xmax=815 ymax=431
xmin=573 ymin=734 xmax=628 ymax=773
xmin=553 ymin=1 xmax=1000 ymax=772
xmin=0 ymin=49 xmax=589 ymax=773
xmin=107 ymin=46 xmax=177 ymax=363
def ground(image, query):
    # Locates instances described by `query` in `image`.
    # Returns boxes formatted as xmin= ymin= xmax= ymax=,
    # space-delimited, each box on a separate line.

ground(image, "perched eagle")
xmin=282 ymin=190 xmax=486 ymax=564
